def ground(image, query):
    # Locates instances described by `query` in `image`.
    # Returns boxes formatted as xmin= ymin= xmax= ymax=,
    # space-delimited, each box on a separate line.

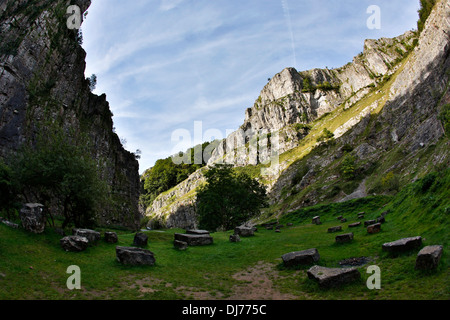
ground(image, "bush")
xmin=438 ymin=104 xmax=450 ymax=137
xmin=340 ymin=155 xmax=356 ymax=180
xmin=417 ymin=0 xmax=437 ymax=33
xmin=196 ymin=164 xmax=267 ymax=231
xmin=13 ymin=125 xmax=110 ymax=228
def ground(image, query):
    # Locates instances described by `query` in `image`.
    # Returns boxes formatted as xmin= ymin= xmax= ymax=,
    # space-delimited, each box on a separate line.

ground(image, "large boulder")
xmin=19 ymin=203 xmax=45 ymax=234
xmin=367 ymin=223 xmax=381 ymax=234
xmin=116 ymin=247 xmax=156 ymax=266
xmin=307 ymin=265 xmax=361 ymax=288
xmin=60 ymin=236 xmax=89 ymax=252
xmin=174 ymin=233 xmax=213 ymax=246
xmin=382 ymin=236 xmax=422 ymax=253
xmin=73 ymin=228 xmax=101 ymax=244
xmin=415 ymin=245 xmax=443 ymax=270
xmin=282 ymin=248 xmax=320 ymax=267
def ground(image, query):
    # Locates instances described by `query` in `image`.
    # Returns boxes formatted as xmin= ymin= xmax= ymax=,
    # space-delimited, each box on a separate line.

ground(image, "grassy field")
xmin=0 ymin=169 xmax=448 ymax=300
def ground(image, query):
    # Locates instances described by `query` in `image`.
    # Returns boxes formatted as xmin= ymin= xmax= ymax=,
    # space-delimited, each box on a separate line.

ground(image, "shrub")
xmin=438 ymin=104 xmax=450 ymax=137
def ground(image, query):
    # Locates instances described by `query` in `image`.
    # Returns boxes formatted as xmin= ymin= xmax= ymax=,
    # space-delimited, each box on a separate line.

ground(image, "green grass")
xmin=0 ymin=169 xmax=448 ymax=300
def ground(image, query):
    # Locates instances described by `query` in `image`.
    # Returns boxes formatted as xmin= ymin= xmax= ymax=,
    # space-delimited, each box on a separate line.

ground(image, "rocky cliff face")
xmin=146 ymin=0 xmax=449 ymax=229
xmin=0 ymin=0 xmax=141 ymax=230
xmin=208 ymin=31 xmax=417 ymax=166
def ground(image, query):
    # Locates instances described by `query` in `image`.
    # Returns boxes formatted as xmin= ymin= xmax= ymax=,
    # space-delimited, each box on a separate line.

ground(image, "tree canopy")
xmin=196 ymin=164 xmax=268 ymax=231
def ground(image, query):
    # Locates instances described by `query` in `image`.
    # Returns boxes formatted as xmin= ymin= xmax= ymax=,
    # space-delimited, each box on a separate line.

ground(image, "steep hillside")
xmin=145 ymin=0 xmax=449 ymax=229
xmin=0 ymin=1 xmax=141 ymax=229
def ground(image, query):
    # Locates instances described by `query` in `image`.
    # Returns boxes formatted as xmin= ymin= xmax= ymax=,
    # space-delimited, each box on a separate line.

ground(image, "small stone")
xmin=348 ymin=222 xmax=361 ymax=228
xmin=104 ymin=232 xmax=118 ymax=244
xmin=328 ymin=226 xmax=342 ymax=233
xmin=415 ymin=245 xmax=443 ymax=270
xmin=336 ymin=233 xmax=354 ymax=244
xmin=174 ymin=240 xmax=188 ymax=250
xmin=229 ymin=234 xmax=241 ymax=243
xmin=367 ymin=223 xmax=381 ymax=234
xmin=340 ymin=218 xmax=347 ymax=223
xmin=376 ymin=216 xmax=385 ymax=224
xmin=364 ymin=220 xmax=377 ymax=227
xmin=133 ymin=232 xmax=148 ymax=247
xmin=60 ymin=236 xmax=89 ymax=252
xmin=312 ymin=216 xmax=321 ymax=225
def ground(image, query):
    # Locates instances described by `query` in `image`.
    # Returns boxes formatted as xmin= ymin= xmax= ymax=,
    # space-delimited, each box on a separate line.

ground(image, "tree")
xmin=88 ymin=74 xmax=97 ymax=91
xmin=196 ymin=164 xmax=267 ymax=231
xmin=0 ymin=159 xmax=18 ymax=219
xmin=13 ymin=125 xmax=110 ymax=228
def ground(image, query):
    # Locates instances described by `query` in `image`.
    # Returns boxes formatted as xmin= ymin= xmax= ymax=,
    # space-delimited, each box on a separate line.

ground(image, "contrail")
xmin=281 ymin=0 xmax=297 ymax=67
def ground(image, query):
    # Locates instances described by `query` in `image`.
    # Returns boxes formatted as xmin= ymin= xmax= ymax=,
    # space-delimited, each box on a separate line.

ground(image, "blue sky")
xmin=81 ymin=0 xmax=420 ymax=173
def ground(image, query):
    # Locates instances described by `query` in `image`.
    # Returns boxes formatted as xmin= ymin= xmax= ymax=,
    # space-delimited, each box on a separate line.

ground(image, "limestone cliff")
xmin=0 ymin=0 xmax=141 ymax=229
xmin=147 ymin=0 xmax=449 ymax=228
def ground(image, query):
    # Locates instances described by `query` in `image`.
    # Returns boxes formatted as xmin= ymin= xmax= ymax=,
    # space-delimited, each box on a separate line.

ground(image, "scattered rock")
xmin=328 ymin=226 xmax=342 ymax=233
xmin=234 ymin=226 xmax=254 ymax=237
xmin=116 ymin=246 xmax=156 ymax=266
xmin=415 ymin=245 xmax=443 ymax=270
xmin=312 ymin=216 xmax=321 ymax=225
xmin=341 ymin=218 xmax=347 ymax=223
xmin=19 ymin=203 xmax=45 ymax=234
xmin=266 ymin=227 xmax=274 ymax=230
xmin=348 ymin=222 xmax=361 ymax=228
xmin=287 ymin=223 xmax=293 ymax=227
xmin=337 ymin=215 xmax=343 ymax=220
xmin=60 ymin=236 xmax=89 ymax=252
xmin=73 ymin=228 xmax=101 ymax=244
xmin=307 ymin=265 xmax=361 ymax=288
xmin=133 ymin=232 xmax=148 ymax=247
xmin=174 ymin=240 xmax=188 ymax=250
xmin=364 ymin=220 xmax=377 ymax=227
xmin=376 ymin=216 xmax=385 ymax=224
xmin=336 ymin=233 xmax=354 ymax=244
xmin=381 ymin=211 xmax=389 ymax=217
xmin=382 ymin=236 xmax=422 ymax=253
xmin=104 ymin=232 xmax=118 ymax=244
xmin=282 ymin=248 xmax=320 ymax=267
xmin=367 ymin=223 xmax=381 ymax=234
xmin=275 ymin=225 xmax=284 ymax=230
xmin=174 ymin=233 xmax=213 ymax=246
xmin=229 ymin=234 xmax=241 ymax=243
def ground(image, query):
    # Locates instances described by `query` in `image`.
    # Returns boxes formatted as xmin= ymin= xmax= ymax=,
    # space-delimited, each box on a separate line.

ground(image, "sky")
xmin=81 ymin=0 xmax=421 ymax=174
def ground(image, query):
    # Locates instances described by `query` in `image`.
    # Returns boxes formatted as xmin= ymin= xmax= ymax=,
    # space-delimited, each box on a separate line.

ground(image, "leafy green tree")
xmin=13 ymin=125 xmax=110 ymax=228
xmin=196 ymin=164 xmax=267 ymax=231
xmin=417 ymin=0 xmax=437 ymax=33
xmin=340 ymin=154 xmax=356 ymax=180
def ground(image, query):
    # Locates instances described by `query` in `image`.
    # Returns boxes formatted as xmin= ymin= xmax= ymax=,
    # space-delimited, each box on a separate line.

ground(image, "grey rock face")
xmin=0 ymin=0 xmax=140 ymax=230
xmin=415 ymin=245 xmax=443 ymax=270
xmin=174 ymin=233 xmax=213 ymax=246
xmin=73 ymin=228 xmax=101 ymax=244
xmin=60 ymin=236 xmax=89 ymax=252
xmin=282 ymin=248 xmax=320 ymax=267
xmin=19 ymin=203 xmax=45 ymax=234
xmin=116 ymin=246 xmax=155 ymax=266
xmin=382 ymin=236 xmax=422 ymax=253
xmin=307 ymin=265 xmax=361 ymax=288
